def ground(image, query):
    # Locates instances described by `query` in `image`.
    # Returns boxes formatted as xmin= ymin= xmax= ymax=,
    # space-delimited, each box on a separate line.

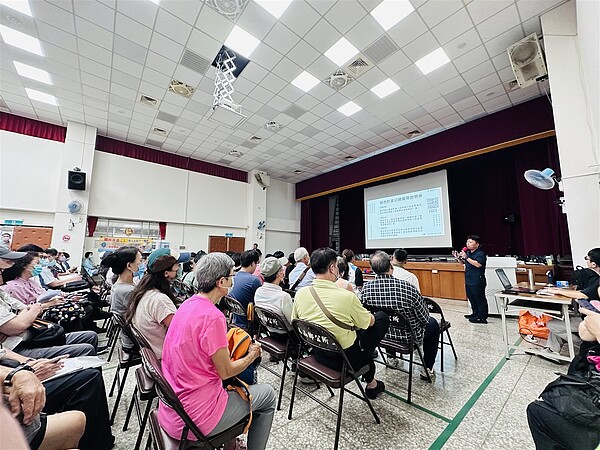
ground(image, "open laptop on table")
xmin=495 ymin=268 xmax=539 ymax=294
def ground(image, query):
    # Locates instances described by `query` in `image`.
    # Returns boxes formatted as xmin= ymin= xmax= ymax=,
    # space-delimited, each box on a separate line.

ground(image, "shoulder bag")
xmin=308 ymin=286 xmax=356 ymax=331
xmin=18 ymin=319 xmax=66 ymax=349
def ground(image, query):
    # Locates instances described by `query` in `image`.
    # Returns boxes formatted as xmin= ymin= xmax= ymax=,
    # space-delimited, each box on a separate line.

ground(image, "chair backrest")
xmin=221 ymin=296 xmax=247 ymax=317
xmin=254 ymin=305 xmax=289 ymax=335
xmin=130 ymin=322 xmax=153 ymax=350
xmin=424 ymin=297 xmax=443 ymax=315
xmin=140 ymin=347 xmax=210 ymax=446
xmin=113 ymin=313 xmax=140 ymax=350
xmin=365 ymin=305 xmax=415 ymax=339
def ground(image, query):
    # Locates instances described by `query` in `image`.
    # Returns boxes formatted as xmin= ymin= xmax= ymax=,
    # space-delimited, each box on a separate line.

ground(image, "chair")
xmin=424 ymin=297 xmax=458 ymax=372
xmin=108 ymin=313 xmax=142 ymax=425
xmin=254 ymin=306 xmax=297 ymax=410
xmin=288 ymin=319 xmax=380 ymax=450
xmin=105 ymin=314 xmax=120 ymax=362
xmin=122 ymin=324 xmax=157 ymax=450
xmin=367 ymin=306 xmax=431 ymax=403
xmin=220 ymin=296 xmax=257 ymax=334
xmin=140 ymin=347 xmax=249 ymax=450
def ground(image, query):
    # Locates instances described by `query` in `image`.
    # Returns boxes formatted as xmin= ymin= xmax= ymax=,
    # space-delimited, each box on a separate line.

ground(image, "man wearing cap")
xmin=254 ymin=256 xmax=294 ymax=334
xmin=146 ymin=248 xmax=191 ymax=277
xmin=230 ymin=250 xmax=262 ymax=330
xmin=0 ymin=248 xmax=99 ymax=359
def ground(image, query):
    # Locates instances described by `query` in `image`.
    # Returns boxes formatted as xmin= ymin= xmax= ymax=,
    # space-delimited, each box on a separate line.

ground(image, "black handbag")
xmin=41 ymin=301 xmax=86 ymax=325
xmin=19 ymin=319 xmax=66 ymax=349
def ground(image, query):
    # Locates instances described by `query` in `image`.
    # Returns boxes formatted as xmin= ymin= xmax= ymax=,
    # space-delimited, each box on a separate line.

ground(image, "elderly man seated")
xmin=361 ymin=251 xmax=440 ymax=381
xmin=288 ymin=247 xmax=315 ymax=292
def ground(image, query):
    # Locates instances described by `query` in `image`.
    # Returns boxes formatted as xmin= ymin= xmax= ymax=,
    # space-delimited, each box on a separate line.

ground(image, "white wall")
xmin=265 ymin=179 xmax=300 ymax=255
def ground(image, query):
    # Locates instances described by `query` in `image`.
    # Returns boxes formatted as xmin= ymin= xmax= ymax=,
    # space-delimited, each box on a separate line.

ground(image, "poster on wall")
xmin=96 ymin=237 xmax=154 ymax=252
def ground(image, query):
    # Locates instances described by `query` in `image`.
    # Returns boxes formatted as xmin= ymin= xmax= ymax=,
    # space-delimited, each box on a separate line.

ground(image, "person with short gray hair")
xmin=160 ymin=253 xmax=276 ymax=450
xmin=288 ymin=247 xmax=315 ymax=291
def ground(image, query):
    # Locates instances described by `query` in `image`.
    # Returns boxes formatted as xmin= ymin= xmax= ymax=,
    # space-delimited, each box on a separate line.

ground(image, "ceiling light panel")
xmin=25 ymin=88 xmax=58 ymax=105
xmin=0 ymin=25 xmax=43 ymax=56
xmin=324 ymin=37 xmax=359 ymax=67
xmin=415 ymin=48 xmax=451 ymax=75
xmin=13 ymin=61 xmax=52 ymax=84
xmin=370 ymin=0 xmax=414 ymax=31
xmin=291 ymin=71 xmax=320 ymax=92
xmin=337 ymin=101 xmax=361 ymax=116
xmin=224 ymin=25 xmax=260 ymax=58
xmin=254 ymin=0 xmax=293 ymax=19
xmin=371 ymin=78 xmax=399 ymax=98
xmin=1 ymin=0 xmax=32 ymax=16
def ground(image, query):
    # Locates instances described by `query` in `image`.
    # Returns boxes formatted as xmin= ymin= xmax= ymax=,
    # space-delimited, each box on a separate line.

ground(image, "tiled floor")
xmin=101 ymin=298 xmax=569 ymax=450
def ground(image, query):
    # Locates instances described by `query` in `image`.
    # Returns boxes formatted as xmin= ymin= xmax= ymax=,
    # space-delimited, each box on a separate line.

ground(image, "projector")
xmin=208 ymin=98 xmax=247 ymax=129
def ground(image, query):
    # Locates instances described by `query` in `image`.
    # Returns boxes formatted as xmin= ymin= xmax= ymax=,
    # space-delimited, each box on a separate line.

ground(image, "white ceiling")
xmin=0 ymin=0 xmax=563 ymax=183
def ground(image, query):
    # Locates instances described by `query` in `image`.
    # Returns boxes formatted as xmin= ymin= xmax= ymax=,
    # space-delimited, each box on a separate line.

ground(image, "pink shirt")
xmin=158 ymin=294 xmax=229 ymax=439
xmin=4 ymin=278 xmax=43 ymax=305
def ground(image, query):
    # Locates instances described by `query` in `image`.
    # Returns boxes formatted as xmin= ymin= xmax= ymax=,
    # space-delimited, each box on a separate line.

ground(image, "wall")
xmin=264 ymin=179 xmax=300 ymax=255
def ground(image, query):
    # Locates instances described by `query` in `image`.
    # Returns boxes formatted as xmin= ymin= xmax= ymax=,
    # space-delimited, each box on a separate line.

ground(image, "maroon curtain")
xmin=300 ymin=197 xmax=329 ymax=252
xmin=96 ymin=136 xmax=247 ymax=183
xmin=0 ymin=112 xmax=66 ymax=142
xmin=87 ymin=217 xmax=98 ymax=237
xmin=159 ymin=222 xmax=167 ymax=240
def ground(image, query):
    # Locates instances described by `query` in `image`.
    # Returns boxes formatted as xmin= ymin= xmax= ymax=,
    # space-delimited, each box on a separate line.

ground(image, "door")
xmin=208 ymin=236 xmax=246 ymax=253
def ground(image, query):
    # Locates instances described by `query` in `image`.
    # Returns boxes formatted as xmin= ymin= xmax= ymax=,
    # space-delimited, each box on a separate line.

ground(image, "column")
xmin=247 ymin=169 xmax=268 ymax=254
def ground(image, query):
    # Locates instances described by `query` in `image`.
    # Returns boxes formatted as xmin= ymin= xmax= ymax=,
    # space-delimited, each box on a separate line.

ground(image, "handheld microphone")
xmin=462 ymin=247 xmax=468 ymax=252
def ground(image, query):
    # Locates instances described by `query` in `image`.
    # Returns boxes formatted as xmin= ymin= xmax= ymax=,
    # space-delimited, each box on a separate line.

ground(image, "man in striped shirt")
xmin=361 ymin=251 xmax=440 ymax=381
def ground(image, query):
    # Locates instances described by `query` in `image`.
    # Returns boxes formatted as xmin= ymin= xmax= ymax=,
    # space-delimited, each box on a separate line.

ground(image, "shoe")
xmin=269 ymin=355 xmax=282 ymax=363
xmin=420 ymin=367 xmax=435 ymax=382
xmin=365 ymin=380 xmax=385 ymax=399
xmin=96 ymin=345 xmax=109 ymax=355
xmin=387 ymin=357 xmax=402 ymax=369
xmin=464 ymin=314 xmax=474 ymax=319
xmin=469 ymin=318 xmax=488 ymax=324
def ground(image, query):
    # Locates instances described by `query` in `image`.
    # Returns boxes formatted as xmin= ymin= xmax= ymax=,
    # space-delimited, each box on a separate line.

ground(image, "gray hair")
xmin=195 ymin=252 xmax=234 ymax=294
xmin=294 ymin=247 xmax=309 ymax=262
xmin=370 ymin=250 xmax=391 ymax=275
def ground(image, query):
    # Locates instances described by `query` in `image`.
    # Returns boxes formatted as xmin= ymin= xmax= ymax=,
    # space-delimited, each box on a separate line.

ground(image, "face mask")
xmin=176 ymin=266 xmax=183 ymax=279
xmin=59 ymin=256 xmax=66 ymax=262
xmin=134 ymin=263 xmax=146 ymax=278
xmin=30 ymin=264 xmax=43 ymax=277
xmin=48 ymin=260 xmax=57 ymax=267
xmin=40 ymin=258 xmax=50 ymax=267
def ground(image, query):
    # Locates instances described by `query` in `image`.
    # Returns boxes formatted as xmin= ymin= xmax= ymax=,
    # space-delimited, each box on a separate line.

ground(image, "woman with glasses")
xmin=159 ymin=253 xmax=276 ymax=450
xmin=125 ymin=251 xmax=179 ymax=360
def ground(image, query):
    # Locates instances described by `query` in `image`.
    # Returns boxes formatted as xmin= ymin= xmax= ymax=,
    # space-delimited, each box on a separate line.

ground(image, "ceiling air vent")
xmin=248 ymin=135 xmax=263 ymax=144
xmin=205 ymin=0 xmax=250 ymax=21
xmin=180 ymin=49 xmax=211 ymax=75
xmin=151 ymin=127 xmax=167 ymax=136
xmin=343 ymin=54 xmax=373 ymax=78
xmin=324 ymin=69 xmax=353 ymax=90
xmin=228 ymin=150 xmax=243 ymax=157
xmin=363 ymin=35 xmax=400 ymax=64
xmin=168 ymin=80 xmax=195 ymax=98
xmin=344 ymin=155 xmax=355 ymax=161
xmin=406 ymin=129 xmax=422 ymax=138
xmin=145 ymin=139 xmax=164 ymax=148
xmin=264 ymin=121 xmax=282 ymax=132
xmin=140 ymin=95 xmax=158 ymax=107
xmin=282 ymin=104 xmax=307 ymax=119
xmin=156 ymin=111 xmax=178 ymax=124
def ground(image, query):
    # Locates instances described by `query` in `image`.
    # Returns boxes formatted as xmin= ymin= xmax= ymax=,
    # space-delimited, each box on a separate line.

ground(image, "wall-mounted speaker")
xmin=68 ymin=170 xmax=86 ymax=190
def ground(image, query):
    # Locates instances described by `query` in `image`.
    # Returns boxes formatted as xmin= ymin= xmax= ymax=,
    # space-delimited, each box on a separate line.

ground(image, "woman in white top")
xmin=125 ymin=252 xmax=179 ymax=360
xmin=335 ymin=256 xmax=355 ymax=293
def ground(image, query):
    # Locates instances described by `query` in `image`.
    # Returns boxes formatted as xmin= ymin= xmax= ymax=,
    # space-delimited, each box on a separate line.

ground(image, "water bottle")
xmin=528 ymin=269 xmax=535 ymax=288
xmin=546 ymin=270 xmax=554 ymax=285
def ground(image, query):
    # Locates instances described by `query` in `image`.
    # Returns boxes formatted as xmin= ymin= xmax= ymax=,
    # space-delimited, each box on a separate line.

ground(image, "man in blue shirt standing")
xmin=458 ymin=235 xmax=488 ymax=324
xmin=230 ymin=249 xmax=262 ymax=329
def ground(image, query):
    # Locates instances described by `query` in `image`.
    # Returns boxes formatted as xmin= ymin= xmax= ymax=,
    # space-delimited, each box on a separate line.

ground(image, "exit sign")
xmin=3 ymin=219 xmax=23 ymax=225
xmin=225 ymin=233 xmax=233 ymax=237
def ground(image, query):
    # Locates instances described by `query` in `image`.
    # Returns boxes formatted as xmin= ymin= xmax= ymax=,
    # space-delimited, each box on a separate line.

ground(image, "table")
xmin=494 ymin=290 xmax=575 ymax=362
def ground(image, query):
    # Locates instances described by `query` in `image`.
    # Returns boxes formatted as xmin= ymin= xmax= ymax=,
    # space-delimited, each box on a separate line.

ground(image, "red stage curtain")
xmin=87 ymin=217 xmax=98 ymax=237
xmin=0 ymin=112 xmax=66 ymax=142
xmin=159 ymin=222 xmax=167 ymax=240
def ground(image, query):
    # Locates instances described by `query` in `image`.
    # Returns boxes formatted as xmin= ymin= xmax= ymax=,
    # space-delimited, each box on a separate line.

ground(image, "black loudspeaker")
xmin=68 ymin=170 xmax=86 ymax=190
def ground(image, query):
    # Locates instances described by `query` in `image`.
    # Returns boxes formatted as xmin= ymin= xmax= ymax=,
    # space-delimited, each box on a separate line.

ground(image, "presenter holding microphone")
xmin=455 ymin=235 xmax=488 ymax=324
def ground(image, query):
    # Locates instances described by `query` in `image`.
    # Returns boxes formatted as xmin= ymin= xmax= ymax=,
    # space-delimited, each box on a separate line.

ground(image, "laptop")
xmin=495 ymin=268 xmax=539 ymax=294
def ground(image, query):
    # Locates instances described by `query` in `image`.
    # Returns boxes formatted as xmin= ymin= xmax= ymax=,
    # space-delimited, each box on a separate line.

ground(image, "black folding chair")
xmin=424 ymin=297 xmax=457 ymax=372
xmin=289 ymin=319 xmax=380 ymax=450
xmin=141 ymin=347 xmax=249 ymax=450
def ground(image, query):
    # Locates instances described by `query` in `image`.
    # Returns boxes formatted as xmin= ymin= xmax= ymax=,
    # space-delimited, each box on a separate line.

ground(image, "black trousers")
xmin=43 ymin=368 xmax=114 ymax=450
xmin=527 ymin=401 xmax=600 ymax=450
xmin=314 ymin=311 xmax=389 ymax=383
xmin=466 ymin=281 xmax=488 ymax=320
xmin=422 ymin=317 xmax=441 ymax=369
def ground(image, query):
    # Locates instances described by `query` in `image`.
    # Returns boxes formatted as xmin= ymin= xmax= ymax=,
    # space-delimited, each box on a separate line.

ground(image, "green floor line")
xmin=383 ymin=389 xmax=452 ymax=423
xmin=428 ymin=340 xmax=520 ymax=450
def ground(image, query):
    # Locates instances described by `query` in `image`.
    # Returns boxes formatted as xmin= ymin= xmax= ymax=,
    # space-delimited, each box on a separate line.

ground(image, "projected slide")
xmin=367 ymin=188 xmax=444 ymax=240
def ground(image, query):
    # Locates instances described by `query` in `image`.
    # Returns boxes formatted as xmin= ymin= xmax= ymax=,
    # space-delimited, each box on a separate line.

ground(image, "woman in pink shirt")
xmin=159 ymin=253 xmax=275 ymax=450
xmin=2 ymin=253 xmax=61 ymax=305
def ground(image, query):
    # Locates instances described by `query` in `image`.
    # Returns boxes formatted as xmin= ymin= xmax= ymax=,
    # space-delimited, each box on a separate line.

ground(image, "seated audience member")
xmin=82 ymin=252 xmax=98 ymax=276
xmin=527 ymin=303 xmax=600 ymax=450
xmin=0 ymin=249 xmax=99 ymax=359
xmin=283 ymin=253 xmax=295 ymax=289
xmin=126 ymin=250 xmax=179 ymax=360
xmin=182 ymin=251 xmax=206 ymax=290
xmin=292 ymin=248 xmax=389 ymax=399
xmin=361 ymin=251 xmax=440 ymax=380
xmin=230 ymin=249 xmax=262 ymax=330
xmin=1 ymin=231 xmax=11 ymax=249
xmin=56 ymin=252 xmax=76 ymax=274
xmin=252 ymin=249 xmax=266 ymax=283
xmin=543 ymin=248 xmax=600 ymax=353
xmin=335 ymin=256 xmax=355 ymax=293
xmin=159 ymin=253 xmax=275 ymax=450
xmin=41 ymin=249 xmax=82 ymax=288
xmin=288 ymin=247 xmax=315 ymax=291
xmin=342 ymin=249 xmax=364 ymax=291
xmin=391 ymin=248 xmax=420 ymax=292
xmin=1 ymin=347 xmax=114 ymax=450
xmin=2 ymin=252 xmax=49 ymax=305
xmin=101 ymin=246 xmax=142 ymax=354
xmin=254 ymin=256 xmax=294 ymax=334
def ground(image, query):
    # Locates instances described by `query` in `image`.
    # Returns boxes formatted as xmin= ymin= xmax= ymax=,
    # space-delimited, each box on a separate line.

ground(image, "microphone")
xmin=462 ymin=247 xmax=468 ymax=252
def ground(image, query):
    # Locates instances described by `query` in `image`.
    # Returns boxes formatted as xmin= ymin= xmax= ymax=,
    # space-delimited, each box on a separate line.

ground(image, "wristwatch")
xmin=3 ymin=364 xmax=34 ymax=387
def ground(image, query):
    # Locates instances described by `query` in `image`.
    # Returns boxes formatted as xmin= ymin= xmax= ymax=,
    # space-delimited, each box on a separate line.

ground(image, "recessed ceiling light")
xmin=370 ymin=78 xmax=400 ymax=99
xmin=0 ymin=25 xmax=43 ymax=56
xmin=294 ymin=169 xmax=303 ymax=174
xmin=148 ymin=0 xmax=160 ymax=4
xmin=25 ymin=88 xmax=57 ymax=105
xmin=13 ymin=61 xmax=51 ymax=84
xmin=291 ymin=71 xmax=320 ymax=92
xmin=324 ymin=37 xmax=359 ymax=67
xmin=344 ymin=155 xmax=355 ymax=161
xmin=0 ymin=0 xmax=32 ymax=16
xmin=224 ymin=25 xmax=260 ymax=58
xmin=229 ymin=150 xmax=243 ymax=157
xmin=415 ymin=48 xmax=450 ymax=75
xmin=457 ymin=42 xmax=467 ymax=49
xmin=337 ymin=101 xmax=362 ymax=116
xmin=370 ymin=0 xmax=414 ymax=31
xmin=254 ymin=0 xmax=293 ymax=18
xmin=486 ymin=91 xmax=495 ymax=97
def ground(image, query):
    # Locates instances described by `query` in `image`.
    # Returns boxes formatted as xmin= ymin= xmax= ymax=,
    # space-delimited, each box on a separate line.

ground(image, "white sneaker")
xmin=419 ymin=367 xmax=435 ymax=382
xmin=387 ymin=357 xmax=402 ymax=369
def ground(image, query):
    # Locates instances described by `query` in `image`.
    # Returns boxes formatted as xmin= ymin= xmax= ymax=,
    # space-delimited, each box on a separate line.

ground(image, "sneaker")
xmin=387 ymin=357 xmax=402 ymax=369
xmin=419 ymin=367 xmax=435 ymax=382
xmin=365 ymin=380 xmax=385 ymax=399
xmin=469 ymin=318 xmax=488 ymax=324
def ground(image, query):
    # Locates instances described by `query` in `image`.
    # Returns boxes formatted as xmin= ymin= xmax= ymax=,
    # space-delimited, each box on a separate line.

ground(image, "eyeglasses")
xmin=223 ymin=274 xmax=234 ymax=278
xmin=585 ymin=256 xmax=590 ymax=261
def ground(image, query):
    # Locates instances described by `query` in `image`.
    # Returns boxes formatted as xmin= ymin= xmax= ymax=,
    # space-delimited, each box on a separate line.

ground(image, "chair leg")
xmin=353 ymin=376 xmax=380 ymax=424
xmin=407 ymin=348 xmax=413 ymax=404
xmin=123 ymin=385 xmax=138 ymax=431
xmin=109 ymin=365 xmax=120 ymax=397
xmin=107 ymin=328 xmax=121 ymax=362
xmin=134 ymin=398 xmax=155 ymax=450
xmin=287 ymin=349 xmax=302 ymax=420
xmin=415 ymin=344 xmax=431 ymax=383
xmin=439 ymin=328 xmax=445 ymax=372
xmin=276 ymin=350 xmax=289 ymax=411
xmin=333 ymin=369 xmax=346 ymax=450
xmin=110 ymin=364 xmax=131 ymax=425
xmin=446 ymin=328 xmax=458 ymax=360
